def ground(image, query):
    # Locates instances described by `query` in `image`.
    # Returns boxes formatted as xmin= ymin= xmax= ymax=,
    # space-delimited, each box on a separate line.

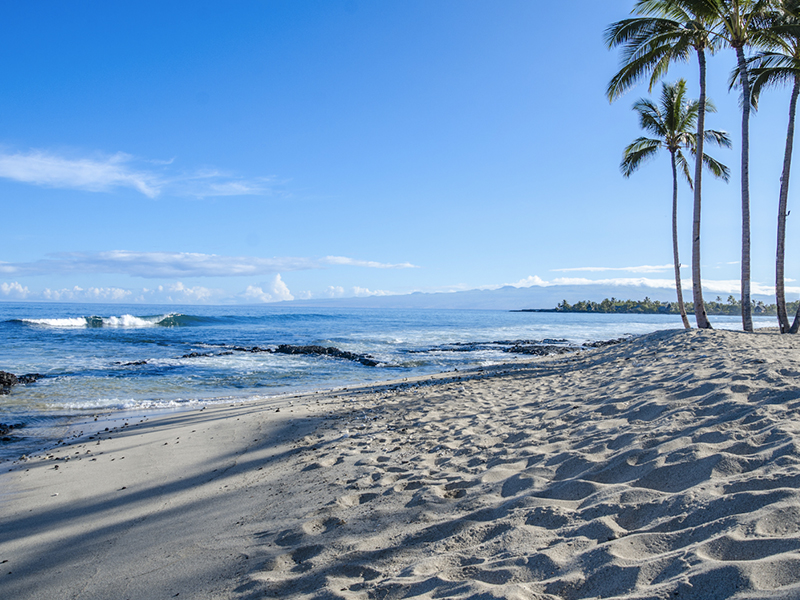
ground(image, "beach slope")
xmin=3 ymin=328 xmax=800 ymax=599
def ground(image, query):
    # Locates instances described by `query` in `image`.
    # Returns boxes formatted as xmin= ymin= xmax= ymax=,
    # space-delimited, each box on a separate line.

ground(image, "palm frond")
xmin=704 ymin=128 xmax=733 ymax=148
xmin=621 ymin=138 xmax=662 ymax=177
xmin=675 ymin=150 xmax=695 ymax=188
xmin=696 ymin=151 xmax=732 ymax=181
xmin=606 ymin=16 xmax=698 ymax=100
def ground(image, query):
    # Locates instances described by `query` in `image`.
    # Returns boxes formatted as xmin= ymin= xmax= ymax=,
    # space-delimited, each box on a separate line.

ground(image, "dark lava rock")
xmin=1 ymin=371 xmax=42 ymax=394
xmin=118 ymin=360 xmax=148 ymax=366
xmin=17 ymin=373 xmax=43 ymax=384
xmin=0 ymin=371 xmax=18 ymax=392
xmin=504 ymin=345 xmax=578 ymax=356
xmin=584 ymin=337 xmax=627 ymax=348
xmin=232 ymin=346 xmax=272 ymax=353
xmin=274 ymin=345 xmax=380 ymax=367
xmin=0 ymin=422 xmax=24 ymax=436
xmin=182 ymin=352 xmax=215 ymax=359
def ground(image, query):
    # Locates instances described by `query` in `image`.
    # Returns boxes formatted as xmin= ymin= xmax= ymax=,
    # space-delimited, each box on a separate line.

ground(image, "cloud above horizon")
xmin=1 ymin=273 xmax=794 ymax=305
xmin=0 ymin=149 xmax=276 ymax=198
xmin=551 ymin=265 xmax=676 ymax=274
xmin=0 ymin=251 xmax=419 ymax=278
xmin=508 ymin=275 xmax=788 ymax=297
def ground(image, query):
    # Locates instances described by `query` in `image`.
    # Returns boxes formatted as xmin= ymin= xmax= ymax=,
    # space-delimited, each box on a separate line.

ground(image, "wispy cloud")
xmin=505 ymin=274 xmax=789 ymax=297
xmin=323 ymin=256 xmax=418 ymax=269
xmin=1 ymin=251 xmax=419 ymax=278
xmin=0 ymin=151 xmax=160 ymax=197
xmin=551 ymin=265 xmax=676 ymax=274
xmin=0 ymin=149 xmax=277 ymax=198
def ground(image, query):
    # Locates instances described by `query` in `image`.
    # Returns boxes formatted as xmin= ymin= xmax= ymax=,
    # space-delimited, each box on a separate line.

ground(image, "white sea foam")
xmin=56 ymin=397 xmax=199 ymax=410
xmin=23 ymin=317 xmax=89 ymax=328
xmin=103 ymin=314 xmax=159 ymax=327
xmin=22 ymin=314 xmax=176 ymax=328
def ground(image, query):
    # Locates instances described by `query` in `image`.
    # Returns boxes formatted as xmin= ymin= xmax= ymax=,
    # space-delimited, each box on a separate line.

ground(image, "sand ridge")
xmin=3 ymin=328 xmax=800 ymax=599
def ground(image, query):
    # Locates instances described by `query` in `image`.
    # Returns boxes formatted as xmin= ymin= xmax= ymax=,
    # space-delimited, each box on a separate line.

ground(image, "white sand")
xmin=3 ymin=328 xmax=800 ymax=599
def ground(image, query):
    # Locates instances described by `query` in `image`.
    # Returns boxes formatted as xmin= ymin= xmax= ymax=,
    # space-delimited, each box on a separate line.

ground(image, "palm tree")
xmin=748 ymin=4 xmax=800 ymax=331
xmin=607 ymin=0 xmax=721 ymax=329
xmin=713 ymin=0 xmax=777 ymax=332
xmin=622 ymin=80 xmax=732 ymax=329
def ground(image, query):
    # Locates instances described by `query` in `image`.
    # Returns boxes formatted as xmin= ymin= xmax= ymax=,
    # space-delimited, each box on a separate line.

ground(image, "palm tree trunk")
xmin=778 ymin=77 xmax=799 ymax=333
xmin=693 ymin=48 xmax=712 ymax=329
xmin=672 ymin=151 xmax=691 ymax=329
xmin=737 ymin=46 xmax=754 ymax=332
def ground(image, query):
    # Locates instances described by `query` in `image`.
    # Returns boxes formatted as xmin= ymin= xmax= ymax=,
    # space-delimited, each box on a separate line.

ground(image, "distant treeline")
xmin=521 ymin=296 xmax=796 ymax=316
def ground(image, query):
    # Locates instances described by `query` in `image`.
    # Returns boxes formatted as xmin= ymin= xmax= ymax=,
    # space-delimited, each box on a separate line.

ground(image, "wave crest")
xmin=19 ymin=313 xmax=188 ymax=328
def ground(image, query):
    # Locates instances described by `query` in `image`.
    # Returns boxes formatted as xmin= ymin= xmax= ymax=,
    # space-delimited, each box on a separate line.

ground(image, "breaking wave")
xmin=15 ymin=313 xmax=201 ymax=328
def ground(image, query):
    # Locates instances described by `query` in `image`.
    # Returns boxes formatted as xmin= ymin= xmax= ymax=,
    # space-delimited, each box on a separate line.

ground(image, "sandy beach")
xmin=3 ymin=327 xmax=800 ymax=599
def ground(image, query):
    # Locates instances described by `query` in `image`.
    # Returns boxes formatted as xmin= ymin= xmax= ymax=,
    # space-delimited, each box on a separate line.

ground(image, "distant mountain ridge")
xmin=284 ymin=284 xmax=777 ymax=311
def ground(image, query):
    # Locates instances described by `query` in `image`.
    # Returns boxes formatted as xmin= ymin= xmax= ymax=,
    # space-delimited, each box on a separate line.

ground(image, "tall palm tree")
xmin=622 ymin=80 xmax=732 ymax=329
xmin=713 ymin=0 xmax=777 ymax=331
xmin=748 ymin=5 xmax=800 ymax=331
xmin=607 ymin=0 xmax=721 ymax=329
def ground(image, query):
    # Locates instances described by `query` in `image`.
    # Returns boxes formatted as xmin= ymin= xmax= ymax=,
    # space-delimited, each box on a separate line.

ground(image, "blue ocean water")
xmin=0 ymin=302 xmax=774 ymax=461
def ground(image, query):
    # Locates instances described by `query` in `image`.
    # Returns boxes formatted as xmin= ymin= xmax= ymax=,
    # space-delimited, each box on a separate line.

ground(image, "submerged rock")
xmin=274 ymin=345 xmax=381 ymax=367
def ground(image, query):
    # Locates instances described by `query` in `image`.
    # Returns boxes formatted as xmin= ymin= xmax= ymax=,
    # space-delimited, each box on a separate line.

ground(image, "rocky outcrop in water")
xmin=172 ymin=344 xmax=381 ymax=367
xmin=273 ymin=345 xmax=381 ymax=367
xmin=0 ymin=371 xmax=43 ymax=394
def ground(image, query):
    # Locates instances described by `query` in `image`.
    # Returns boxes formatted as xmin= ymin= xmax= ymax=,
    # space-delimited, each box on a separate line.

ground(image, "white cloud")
xmin=167 ymin=282 xmax=215 ymax=302
xmin=0 ymin=151 xmax=160 ymax=197
xmin=242 ymin=285 xmax=273 ymax=303
xmin=269 ymin=274 xmax=294 ymax=301
xmin=0 ymin=281 xmax=30 ymax=298
xmin=0 ymin=148 xmax=277 ymax=198
xmin=323 ymin=256 xmax=418 ymax=269
xmin=352 ymin=286 xmax=393 ymax=297
xmin=548 ymin=276 xmax=679 ymax=288
xmin=551 ymin=265 xmax=676 ymax=274
xmin=507 ymin=275 xmax=549 ymax=288
xmin=2 ymin=251 xmax=418 ymax=278
xmin=494 ymin=274 xmax=798 ymax=297
xmin=324 ymin=286 xmax=346 ymax=298
xmin=240 ymin=275 xmax=294 ymax=303
xmin=42 ymin=285 xmax=131 ymax=301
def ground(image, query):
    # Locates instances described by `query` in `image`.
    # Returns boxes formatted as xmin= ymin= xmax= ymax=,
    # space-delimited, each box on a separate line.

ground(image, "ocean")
xmin=0 ymin=302 xmax=774 ymax=462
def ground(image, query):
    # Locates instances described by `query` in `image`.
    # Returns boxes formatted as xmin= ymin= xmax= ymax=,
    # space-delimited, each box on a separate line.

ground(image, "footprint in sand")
xmin=481 ymin=460 xmax=527 ymax=483
xmin=336 ymin=492 xmax=379 ymax=507
xmin=301 ymin=516 xmax=345 ymax=535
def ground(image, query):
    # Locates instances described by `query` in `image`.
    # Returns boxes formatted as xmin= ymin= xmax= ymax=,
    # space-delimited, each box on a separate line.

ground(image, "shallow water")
xmin=0 ymin=302 xmax=774 ymax=460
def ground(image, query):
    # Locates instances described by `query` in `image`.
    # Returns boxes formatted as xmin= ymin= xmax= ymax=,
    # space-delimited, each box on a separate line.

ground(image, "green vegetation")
xmin=551 ymin=296 xmax=793 ymax=316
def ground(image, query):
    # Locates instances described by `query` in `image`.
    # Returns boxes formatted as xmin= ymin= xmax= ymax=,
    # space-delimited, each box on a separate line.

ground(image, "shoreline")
xmin=3 ymin=327 xmax=800 ymax=598
xmin=0 ymin=338 xmax=598 ymax=466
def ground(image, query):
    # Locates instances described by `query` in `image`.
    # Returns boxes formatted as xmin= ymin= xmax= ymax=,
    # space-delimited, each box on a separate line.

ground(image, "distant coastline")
xmin=513 ymin=296 xmax=794 ymax=317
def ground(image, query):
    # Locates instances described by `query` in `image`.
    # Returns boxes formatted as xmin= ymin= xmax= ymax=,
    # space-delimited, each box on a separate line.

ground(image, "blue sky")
xmin=1 ymin=0 xmax=799 ymax=304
